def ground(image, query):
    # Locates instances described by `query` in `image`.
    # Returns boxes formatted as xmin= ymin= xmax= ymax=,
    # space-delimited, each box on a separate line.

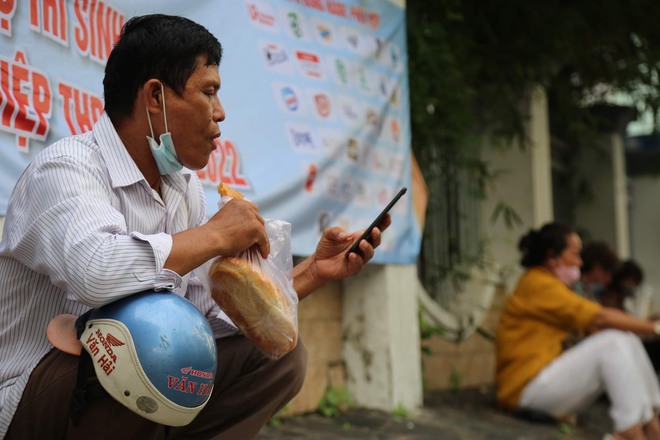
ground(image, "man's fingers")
xmin=360 ymin=238 xmax=375 ymax=259
xmin=369 ymin=227 xmax=383 ymax=248
xmin=323 ymin=226 xmax=351 ymax=242
xmin=377 ymin=213 xmax=392 ymax=232
xmin=256 ymin=225 xmax=270 ymax=258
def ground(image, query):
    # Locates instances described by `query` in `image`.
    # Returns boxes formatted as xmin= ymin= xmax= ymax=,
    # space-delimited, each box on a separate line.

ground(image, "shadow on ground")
xmin=257 ymin=387 xmax=611 ymax=440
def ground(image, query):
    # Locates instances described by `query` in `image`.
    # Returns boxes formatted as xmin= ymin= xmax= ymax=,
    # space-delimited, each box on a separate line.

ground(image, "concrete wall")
xmin=479 ymin=86 xmax=554 ymax=290
xmin=283 ymin=263 xmax=425 ymax=415
xmin=573 ymin=134 xmax=630 ymax=257
xmin=422 ymin=285 xmax=505 ymax=390
xmin=342 ymin=263 xmax=423 ymax=412
xmin=629 ymin=175 xmax=660 ymax=315
xmin=284 ymin=280 xmax=346 ymax=415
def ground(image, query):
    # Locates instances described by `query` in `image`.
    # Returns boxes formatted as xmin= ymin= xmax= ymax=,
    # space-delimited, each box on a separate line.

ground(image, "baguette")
xmin=209 ymin=256 xmax=297 ymax=358
xmin=218 ymin=183 xmax=245 ymax=199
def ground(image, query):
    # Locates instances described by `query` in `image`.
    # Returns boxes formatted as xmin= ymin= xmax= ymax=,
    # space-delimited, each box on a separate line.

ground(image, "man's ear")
xmin=143 ymin=79 xmax=164 ymax=114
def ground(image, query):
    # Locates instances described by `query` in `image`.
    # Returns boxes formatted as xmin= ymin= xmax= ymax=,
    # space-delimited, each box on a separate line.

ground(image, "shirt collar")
xmin=92 ymin=113 xmax=192 ymax=193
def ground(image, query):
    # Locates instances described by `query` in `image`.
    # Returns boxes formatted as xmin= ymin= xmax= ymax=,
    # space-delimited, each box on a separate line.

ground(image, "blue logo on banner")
xmin=281 ymin=87 xmax=299 ymax=111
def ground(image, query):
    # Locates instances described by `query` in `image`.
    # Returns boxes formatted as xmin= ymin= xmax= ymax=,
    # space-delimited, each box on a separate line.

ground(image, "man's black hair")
xmin=581 ymin=241 xmax=619 ymax=274
xmin=103 ymin=14 xmax=223 ymax=120
xmin=612 ymin=259 xmax=644 ymax=288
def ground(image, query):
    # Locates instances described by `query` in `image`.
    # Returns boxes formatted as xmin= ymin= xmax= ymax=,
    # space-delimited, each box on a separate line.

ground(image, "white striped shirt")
xmin=0 ymin=113 xmax=238 ymax=437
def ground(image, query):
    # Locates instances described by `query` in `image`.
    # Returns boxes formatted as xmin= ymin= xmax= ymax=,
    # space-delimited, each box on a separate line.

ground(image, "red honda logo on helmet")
xmin=181 ymin=366 xmax=214 ymax=379
xmin=106 ymin=333 xmax=125 ymax=347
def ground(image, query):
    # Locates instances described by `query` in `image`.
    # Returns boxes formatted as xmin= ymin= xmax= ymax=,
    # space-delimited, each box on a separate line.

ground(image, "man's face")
xmin=589 ymin=265 xmax=613 ymax=286
xmin=165 ymin=56 xmax=225 ymax=170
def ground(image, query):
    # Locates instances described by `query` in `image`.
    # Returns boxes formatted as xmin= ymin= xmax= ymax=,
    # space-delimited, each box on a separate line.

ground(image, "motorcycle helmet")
xmin=47 ymin=290 xmax=217 ymax=426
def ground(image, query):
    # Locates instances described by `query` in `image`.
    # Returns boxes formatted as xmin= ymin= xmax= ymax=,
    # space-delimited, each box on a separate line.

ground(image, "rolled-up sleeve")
xmin=4 ymin=142 xmax=192 ymax=308
xmin=130 ymin=231 xmax=181 ymax=290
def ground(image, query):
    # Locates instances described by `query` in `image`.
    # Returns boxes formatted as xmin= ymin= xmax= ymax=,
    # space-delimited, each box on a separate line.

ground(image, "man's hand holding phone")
xmin=296 ymin=191 xmax=402 ymax=298
xmin=345 ymin=187 xmax=407 ymax=257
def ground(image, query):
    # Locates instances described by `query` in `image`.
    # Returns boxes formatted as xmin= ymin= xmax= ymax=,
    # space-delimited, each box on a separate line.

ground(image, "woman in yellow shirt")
xmin=496 ymin=222 xmax=660 ymax=440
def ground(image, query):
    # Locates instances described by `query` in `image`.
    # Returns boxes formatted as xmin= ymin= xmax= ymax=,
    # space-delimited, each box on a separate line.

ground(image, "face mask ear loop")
xmin=160 ymin=82 xmax=169 ymax=133
xmin=146 ymin=106 xmax=156 ymax=139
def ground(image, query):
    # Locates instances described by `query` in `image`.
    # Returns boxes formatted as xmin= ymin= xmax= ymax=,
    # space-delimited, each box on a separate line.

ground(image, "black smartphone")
xmin=345 ymin=187 xmax=407 ymax=257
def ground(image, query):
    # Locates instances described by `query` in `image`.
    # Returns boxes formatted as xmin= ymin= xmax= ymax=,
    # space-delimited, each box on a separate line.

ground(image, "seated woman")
xmin=496 ymin=222 xmax=660 ymax=440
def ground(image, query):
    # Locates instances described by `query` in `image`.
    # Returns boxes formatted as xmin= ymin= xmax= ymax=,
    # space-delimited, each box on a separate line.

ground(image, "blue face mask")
xmin=146 ymin=83 xmax=183 ymax=175
xmin=589 ymin=282 xmax=605 ymax=296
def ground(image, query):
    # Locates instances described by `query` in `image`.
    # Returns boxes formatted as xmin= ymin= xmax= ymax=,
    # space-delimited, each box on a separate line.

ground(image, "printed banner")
xmin=0 ymin=0 xmax=420 ymax=264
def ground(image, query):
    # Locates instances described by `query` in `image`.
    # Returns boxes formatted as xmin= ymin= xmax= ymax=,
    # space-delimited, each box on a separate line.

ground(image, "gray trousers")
xmin=6 ymin=335 xmax=307 ymax=439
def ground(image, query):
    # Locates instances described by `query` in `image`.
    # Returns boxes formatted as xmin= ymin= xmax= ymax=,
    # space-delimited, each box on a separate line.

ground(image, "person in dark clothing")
xmin=599 ymin=260 xmax=660 ymax=373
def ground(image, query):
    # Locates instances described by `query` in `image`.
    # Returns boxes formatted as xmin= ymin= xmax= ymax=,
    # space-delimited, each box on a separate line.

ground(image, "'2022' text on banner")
xmin=0 ymin=0 xmax=420 ymax=264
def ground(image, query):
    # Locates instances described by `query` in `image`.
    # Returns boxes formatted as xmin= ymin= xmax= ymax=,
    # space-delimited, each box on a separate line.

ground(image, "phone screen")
xmin=345 ymin=187 xmax=407 ymax=257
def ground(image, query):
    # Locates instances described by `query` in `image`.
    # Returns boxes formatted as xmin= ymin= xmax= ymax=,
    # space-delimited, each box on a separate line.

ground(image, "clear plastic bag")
xmin=199 ymin=193 xmax=298 ymax=359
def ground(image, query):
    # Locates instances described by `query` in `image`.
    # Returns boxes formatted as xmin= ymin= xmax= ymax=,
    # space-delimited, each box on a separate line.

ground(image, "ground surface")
xmin=256 ymin=387 xmax=611 ymax=440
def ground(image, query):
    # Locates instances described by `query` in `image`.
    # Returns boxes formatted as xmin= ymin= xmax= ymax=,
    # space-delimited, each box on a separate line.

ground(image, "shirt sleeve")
xmin=520 ymin=273 xmax=602 ymax=331
xmin=4 ymin=149 xmax=181 ymax=307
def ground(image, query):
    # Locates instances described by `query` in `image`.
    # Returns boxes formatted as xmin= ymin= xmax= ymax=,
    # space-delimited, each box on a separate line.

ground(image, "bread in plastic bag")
xmin=202 ymin=184 xmax=298 ymax=358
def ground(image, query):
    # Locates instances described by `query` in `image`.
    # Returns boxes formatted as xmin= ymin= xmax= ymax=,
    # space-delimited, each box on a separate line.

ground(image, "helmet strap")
xmin=69 ymin=349 xmax=95 ymax=426
xmin=69 ymin=309 xmax=108 ymax=426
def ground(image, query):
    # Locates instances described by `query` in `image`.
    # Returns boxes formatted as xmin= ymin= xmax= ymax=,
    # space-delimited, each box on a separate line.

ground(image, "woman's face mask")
xmin=551 ymin=233 xmax=583 ymax=286
xmin=553 ymin=264 xmax=581 ymax=286
xmin=146 ymin=83 xmax=183 ymax=175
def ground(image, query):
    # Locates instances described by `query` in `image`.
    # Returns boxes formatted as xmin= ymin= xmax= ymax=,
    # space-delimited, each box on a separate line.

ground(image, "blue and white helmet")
xmin=47 ymin=290 xmax=217 ymax=426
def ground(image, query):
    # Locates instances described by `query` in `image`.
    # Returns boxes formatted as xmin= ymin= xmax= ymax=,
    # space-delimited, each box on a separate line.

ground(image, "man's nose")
xmin=213 ymin=97 xmax=225 ymax=122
